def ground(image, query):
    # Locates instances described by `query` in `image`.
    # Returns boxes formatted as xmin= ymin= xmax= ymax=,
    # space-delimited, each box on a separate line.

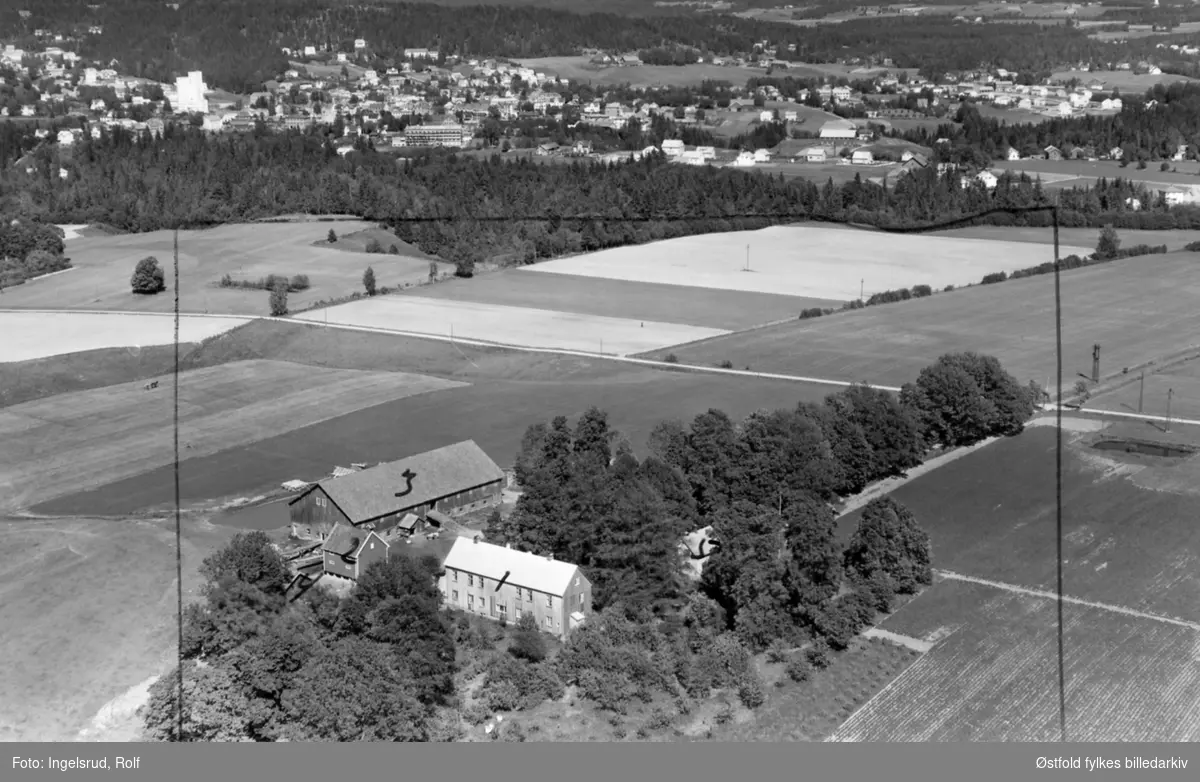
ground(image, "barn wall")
xmin=290 ymin=487 xmax=349 ymax=537
xmin=355 ymin=536 xmax=389 ymax=577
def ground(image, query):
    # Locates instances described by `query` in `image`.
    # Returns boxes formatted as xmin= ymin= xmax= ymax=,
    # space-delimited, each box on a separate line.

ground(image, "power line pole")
xmin=1138 ymin=370 xmax=1145 ymax=414
xmin=860 ymin=278 xmax=864 ymax=301
xmin=1166 ymin=388 xmax=1174 ymax=432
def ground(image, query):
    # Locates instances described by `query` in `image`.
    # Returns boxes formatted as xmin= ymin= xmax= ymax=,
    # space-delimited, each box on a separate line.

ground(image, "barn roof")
xmin=318 ymin=440 xmax=504 ymax=524
xmin=442 ymin=537 xmax=582 ymax=596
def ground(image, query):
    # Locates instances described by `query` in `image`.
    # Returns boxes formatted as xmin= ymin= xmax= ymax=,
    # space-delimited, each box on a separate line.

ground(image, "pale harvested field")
xmin=933 ymin=226 xmax=1200 ymax=252
xmin=830 ymin=579 xmax=1200 ymax=741
xmin=0 ymin=220 xmax=452 ymax=315
xmin=0 ymin=311 xmax=250 ymax=363
xmin=0 ymin=360 xmax=463 ymax=511
xmin=294 ymin=296 xmax=730 ymax=355
xmin=522 ymin=226 xmax=1094 ymax=300
xmin=0 ymin=516 xmax=232 ymax=742
xmin=648 ymin=250 xmax=1200 ymax=393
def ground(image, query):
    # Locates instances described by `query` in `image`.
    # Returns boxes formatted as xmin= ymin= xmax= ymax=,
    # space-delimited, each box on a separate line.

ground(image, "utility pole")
xmin=860 ymin=278 xmax=864 ymax=301
xmin=745 ymin=244 xmax=750 ymax=271
xmin=1091 ymin=344 xmax=1100 ymax=384
xmin=1138 ymin=370 xmax=1145 ymax=413
xmin=1166 ymin=388 xmax=1174 ymax=432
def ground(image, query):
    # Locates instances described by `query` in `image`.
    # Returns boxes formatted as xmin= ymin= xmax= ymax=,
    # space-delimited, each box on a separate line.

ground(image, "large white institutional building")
xmin=174 ymin=71 xmax=209 ymax=113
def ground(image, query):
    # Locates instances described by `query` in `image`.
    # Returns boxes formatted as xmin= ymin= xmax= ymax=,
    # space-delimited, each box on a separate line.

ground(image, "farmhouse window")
xmin=546 ymin=595 xmax=553 ymax=608
xmin=545 ymin=616 xmax=552 ymax=628
xmin=452 ymin=570 xmax=458 ymax=582
xmin=468 ymin=595 xmax=474 ymax=609
xmin=452 ymin=590 xmax=459 ymax=602
xmin=527 ymin=589 xmax=534 ymax=601
xmin=468 ymin=574 xmax=474 ymax=587
xmin=574 ymin=577 xmax=580 ymax=587
xmin=498 ymin=603 xmax=507 ymax=619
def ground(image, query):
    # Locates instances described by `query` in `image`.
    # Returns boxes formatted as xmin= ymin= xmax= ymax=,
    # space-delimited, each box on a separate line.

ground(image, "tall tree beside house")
xmin=130 ymin=255 xmax=166 ymax=294
xmin=269 ymin=279 xmax=288 ymax=316
xmin=198 ymin=530 xmax=290 ymax=597
xmin=1096 ymin=223 xmax=1121 ymax=259
xmin=428 ymin=260 xmax=438 ymax=284
xmin=363 ymin=265 xmax=376 ymax=296
xmin=780 ymin=492 xmax=843 ymax=635
xmin=843 ymin=496 xmax=933 ymax=595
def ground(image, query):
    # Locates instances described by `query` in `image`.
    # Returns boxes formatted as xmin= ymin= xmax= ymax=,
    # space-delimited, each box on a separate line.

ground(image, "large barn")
xmin=288 ymin=440 xmax=505 ymax=539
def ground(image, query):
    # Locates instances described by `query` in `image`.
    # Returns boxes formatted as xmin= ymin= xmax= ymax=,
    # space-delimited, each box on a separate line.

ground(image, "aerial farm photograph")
xmin=1 ymin=0 xmax=1199 ymax=754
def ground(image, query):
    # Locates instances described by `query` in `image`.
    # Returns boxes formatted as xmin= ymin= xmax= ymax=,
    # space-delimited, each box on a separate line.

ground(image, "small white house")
xmin=759 ymin=109 xmax=774 ymax=122
xmin=753 ymin=148 xmax=771 ymax=163
xmin=661 ymin=139 xmax=685 ymax=157
xmin=802 ymin=147 xmax=827 ymax=163
xmin=732 ymin=150 xmax=755 ymax=166
xmin=354 ymin=38 xmax=367 ymax=49
xmin=851 ymin=149 xmax=874 ymax=165
xmin=977 ymin=171 xmax=998 ymax=189
xmin=1006 ymin=147 xmax=1021 ymax=161
xmin=56 ymin=129 xmax=75 ymax=146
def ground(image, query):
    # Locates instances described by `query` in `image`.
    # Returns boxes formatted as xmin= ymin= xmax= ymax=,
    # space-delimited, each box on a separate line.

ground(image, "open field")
xmin=994 ymin=158 xmax=1200 ymax=189
xmin=515 ymin=57 xmax=767 ymax=87
xmin=1051 ymin=69 xmax=1196 ymax=91
xmin=0 ymin=311 xmax=250 ymax=363
xmin=1088 ymin=356 xmax=1200 ymax=422
xmin=0 ymin=516 xmax=232 ymax=742
xmin=975 ymin=105 xmax=1053 ymax=125
xmin=31 ymin=321 xmax=835 ymax=516
xmin=708 ymin=103 xmax=841 ymax=138
xmin=646 ymin=250 xmax=1200 ymax=392
xmin=932 ymin=225 xmax=1200 ymax=252
xmin=0 ymin=220 xmax=452 ymax=316
xmin=395 ymin=268 xmax=838 ymax=330
xmin=837 ymin=426 xmax=1200 ymax=623
xmin=831 ymin=579 xmax=1200 ymax=741
xmin=524 ymin=225 xmax=1093 ymax=301
xmin=0 ymin=359 xmax=463 ymax=511
xmin=0 ymin=344 xmax=190 ymax=409
xmin=294 ymin=295 xmax=731 ymax=355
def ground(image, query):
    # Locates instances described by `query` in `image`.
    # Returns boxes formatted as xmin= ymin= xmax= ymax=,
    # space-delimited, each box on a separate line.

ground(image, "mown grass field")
xmin=397 ymin=268 xmax=834 ymax=331
xmin=932 ymin=225 xmax=1200 ymax=252
xmin=0 ymin=311 xmax=250 ymax=363
xmin=0 ymin=359 xmax=463 ymax=511
xmin=831 ymin=579 xmax=1200 ymax=741
xmin=994 ymin=158 xmax=1200 ymax=189
xmin=30 ymin=320 xmax=836 ymax=516
xmin=1087 ymin=356 xmax=1200 ymax=422
xmin=0 ymin=220 xmax=452 ymax=316
xmin=292 ymin=295 xmax=732 ymax=356
xmin=0 ymin=516 xmax=233 ymax=742
xmin=838 ymin=426 xmax=1200 ymax=623
xmin=524 ymin=225 xmax=1090 ymax=302
xmin=514 ymin=57 xmax=767 ymax=87
xmin=1050 ymin=69 xmax=1197 ymax=91
xmin=647 ymin=250 xmax=1200 ymax=392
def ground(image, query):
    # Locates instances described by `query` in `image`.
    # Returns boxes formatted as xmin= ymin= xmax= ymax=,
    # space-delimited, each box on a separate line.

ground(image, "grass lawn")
xmin=755 ymin=160 xmax=901 ymax=186
xmin=0 ymin=311 xmax=249 ymax=364
xmin=647 ymin=249 xmax=1200 ymax=393
xmin=931 ymin=225 xmax=1200 ymax=252
xmin=0 ymin=516 xmax=233 ymax=742
xmin=837 ymin=426 xmax=1200 ymax=623
xmin=975 ymin=105 xmax=1053 ymax=125
xmin=0 ymin=220 xmax=453 ymax=316
xmin=0 ymin=359 xmax=463 ymax=511
xmin=705 ymin=637 xmax=922 ymax=742
xmin=292 ymin=294 xmax=732 ymax=356
xmin=396 ymin=268 xmax=835 ymax=331
xmin=526 ymin=224 xmax=1092 ymax=301
xmin=30 ymin=320 xmax=836 ymax=516
xmin=0 ymin=344 xmax=192 ymax=409
xmin=833 ymin=578 xmax=1200 ymax=741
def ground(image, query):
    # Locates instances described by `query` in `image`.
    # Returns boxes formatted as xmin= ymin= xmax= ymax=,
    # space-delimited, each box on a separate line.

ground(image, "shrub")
xmin=363 ymin=266 xmax=376 ymax=296
xmin=388 ymin=243 xmax=400 ymax=254
xmin=479 ymin=655 xmax=565 ymax=712
xmin=290 ymin=274 xmax=310 ymax=291
xmin=509 ymin=613 xmax=547 ymax=663
xmin=219 ymin=273 xmax=309 ymax=292
xmin=131 ymin=256 xmax=166 ymax=294
xmin=366 ymin=238 xmax=385 ymax=254
xmin=785 ymin=655 xmax=811 ymax=683
xmin=644 ymin=707 xmax=674 ymax=731
xmin=766 ymin=638 xmax=789 ymax=664
xmin=714 ymin=704 xmax=734 ymax=725
xmin=663 ymin=353 xmax=679 ymax=363
xmin=1185 ymin=241 xmax=1200 ymax=252
xmin=455 ymin=258 xmax=475 ymax=278
xmin=269 ymin=281 xmax=288 ymax=316
xmin=327 ymin=228 xmax=337 ymax=243
xmin=866 ymin=288 xmax=912 ymax=306
xmin=798 ymin=307 xmax=826 ymax=319
xmin=911 ymin=284 xmax=932 ymax=297
xmin=943 ymin=284 xmax=955 ymax=292
xmin=1161 ymin=161 xmax=1171 ymax=171
xmin=717 ymin=360 xmax=734 ymax=369
xmin=980 ymin=271 xmax=1007 ymax=285
xmin=805 ymin=639 xmax=831 ymax=670
xmin=737 ymin=675 xmax=766 ymax=708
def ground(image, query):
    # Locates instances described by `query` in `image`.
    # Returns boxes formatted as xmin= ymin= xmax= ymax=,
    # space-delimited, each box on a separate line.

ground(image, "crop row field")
xmin=293 ymin=295 xmax=731 ymax=355
xmin=645 ymin=249 xmax=1200 ymax=392
xmin=522 ymin=225 xmax=1091 ymax=302
xmin=0 ymin=220 xmax=451 ymax=316
xmin=837 ymin=425 xmax=1200 ymax=624
xmin=831 ymin=579 xmax=1200 ymax=741
xmin=0 ymin=359 xmax=463 ymax=512
xmin=0 ymin=311 xmax=251 ymax=363
xmin=29 ymin=320 xmax=835 ymax=516
xmin=396 ymin=269 xmax=835 ymax=331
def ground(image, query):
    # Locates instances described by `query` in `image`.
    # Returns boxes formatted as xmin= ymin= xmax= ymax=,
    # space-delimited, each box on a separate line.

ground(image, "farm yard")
xmin=0 ymin=359 xmax=463 ymax=512
xmin=645 ymin=249 xmax=1200 ymax=392
xmin=524 ymin=225 xmax=1093 ymax=301
xmin=395 ymin=269 xmax=837 ymax=331
xmin=292 ymin=295 xmax=731 ymax=355
xmin=0 ymin=311 xmax=250 ymax=363
xmin=0 ymin=220 xmax=451 ymax=316
xmin=0 ymin=515 xmax=234 ymax=742
xmin=831 ymin=579 xmax=1200 ymax=741
xmin=29 ymin=319 xmax=836 ymax=517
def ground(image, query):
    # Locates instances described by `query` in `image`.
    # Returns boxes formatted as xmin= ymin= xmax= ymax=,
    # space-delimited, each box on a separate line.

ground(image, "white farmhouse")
xmin=819 ymin=119 xmax=857 ymax=140
xmin=661 ymin=139 xmax=685 ymax=156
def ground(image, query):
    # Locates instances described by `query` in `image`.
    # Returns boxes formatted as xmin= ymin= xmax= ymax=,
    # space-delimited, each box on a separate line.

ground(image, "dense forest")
xmin=141 ymin=348 xmax=1035 ymax=741
xmin=0 ymin=0 xmax=794 ymax=92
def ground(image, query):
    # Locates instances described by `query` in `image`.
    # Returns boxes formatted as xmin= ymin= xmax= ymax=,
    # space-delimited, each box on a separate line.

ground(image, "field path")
xmin=934 ymin=570 xmax=1200 ymax=631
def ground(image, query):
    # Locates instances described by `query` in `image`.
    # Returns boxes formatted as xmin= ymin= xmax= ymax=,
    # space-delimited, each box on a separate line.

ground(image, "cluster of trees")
xmin=217 ymin=272 xmax=310 ymax=293
xmin=142 ymin=532 xmax=458 ymax=741
xmin=0 ymin=215 xmax=69 ymax=289
xmin=130 ymin=256 xmax=166 ymax=295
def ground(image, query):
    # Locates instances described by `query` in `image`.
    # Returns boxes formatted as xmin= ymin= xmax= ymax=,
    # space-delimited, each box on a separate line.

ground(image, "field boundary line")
xmin=0 ymin=308 xmax=251 ymax=321
xmin=273 ymin=317 xmax=901 ymax=390
xmin=934 ymin=570 xmax=1200 ymax=630
xmin=1045 ymin=404 xmax=1200 ymax=429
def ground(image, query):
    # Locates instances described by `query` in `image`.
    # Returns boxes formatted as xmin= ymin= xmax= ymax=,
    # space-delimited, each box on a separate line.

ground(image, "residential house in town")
xmin=661 ymin=139 xmax=685 ymax=156
xmin=819 ymin=119 xmax=857 ymax=140
xmin=1044 ymin=145 xmax=1062 ymax=161
xmin=440 ymin=537 xmax=592 ymax=640
xmin=321 ymin=523 xmax=390 ymax=582
xmin=1006 ymin=147 xmax=1021 ymax=161
xmin=851 ymin=148 xmax=874 ymax=165
xmin=287 ymin=440 xmax=505 ymax=540
xmin=731 ymin=150 xmax=756 ymax=166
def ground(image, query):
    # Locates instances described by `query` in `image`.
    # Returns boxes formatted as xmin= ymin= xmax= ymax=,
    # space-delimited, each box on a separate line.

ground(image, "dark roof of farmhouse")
xmin=317 ymin=440 xmax=504 ymax=523
xmin=323 ymin=523 xmax=366 ymax=558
